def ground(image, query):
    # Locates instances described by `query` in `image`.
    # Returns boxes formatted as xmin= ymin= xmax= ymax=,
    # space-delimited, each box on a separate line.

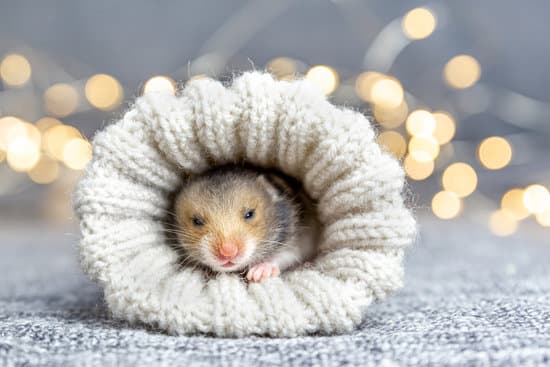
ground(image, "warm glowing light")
xmin=536 ymin=208 xmax=550 ymax=227
xmin=85 ymin=74 xmax=123 ymax=110
xmin=306 ymin=65 xmax=339 ymax=95
xmin=404 ymin=154 xmax=434 ymax=180
xmin=44 ymin=83 xmax=79 ymax=117
xmin=6 ymin=137 xmax=41 ymax=172
xmin=432 ymin=190 xmax=462 ymax=219
xmin=501 ymin=188 xmax=530 ymax=220
xmin=408 ymin=136 xmax=439 ymax=162
xmin=0 ymin=53 xmax=31 ymax=86
xmin=370 ymin=78 xmax=404 ymax=108
xmin=355 ymin=71 xmax=385 ymax=102
xmin=377 ymin=131 xmax=407 ymax=159
xmin=267 ymin=57 xmax=297 ymax=80
xmin=478 ymin=136 xmax=512 ymax=170
xmin=432 ymin=111 xmax=456 ymax=145
xmin=443 ymin=55 xmax=481 ymax=89
xmin=62 ymin=138 xmax=92 ymax=170
xmin=442 ymin=162 xmax=478 ymax=198
xmin=43 ymin=124 xmax=82 ymax=160
xmin=28 ymin=155 xmax=59 ymax=184
xmin=406 ymin=110 xmax=436 ymax=137
xmin=0 ymin=116 xmax=25 ymax=150
xmin=35 ymin=117 xmax=62 ymax=133
xmin=489 ymin=210 xmax=518 ymax=236
xmin=523 ymin=184 xmax=550 ymax=214
xmin=402 ymin=8 xmax=436 ymax=40
xmin=374 ymin=100 xmax=408 ymax=129
xmin=143 ymin=76 xmax=176 ymax=95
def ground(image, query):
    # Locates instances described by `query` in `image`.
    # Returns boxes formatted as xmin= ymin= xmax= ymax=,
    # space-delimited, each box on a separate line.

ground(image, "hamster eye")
xmin=192 ymin=215 xmax=204 ymax=227
xmin=243 ymin=209 xmax=255 ymax=220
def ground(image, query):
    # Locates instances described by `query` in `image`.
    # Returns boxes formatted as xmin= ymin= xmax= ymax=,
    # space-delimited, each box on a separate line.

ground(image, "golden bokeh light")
xmin=501 ymin=188 xmax=530 ymax=220
xmin=402 ymin=7 xmax=437 ymax=40
xmin=404 ymin=154 xmax=435 ymax=180
xmin=28 ymin=155 xmax=59 ymax=184
xmin=0 ymin=53 xmax=31 ymax=86
xmin=489 ymin=210 xmax=518 ymax=236
xmin=377 ymin=131 xmax=407 ymax=159
xmin=432 ymin=190 xmax=462 ymax=219
xmin=85 ymin=74 xmax=123 ymax=110
xmin=442 ymin=162 xmax=478 ymax=198
xmin=62 ymin=138 xmax=92 ymax=170
xmin=355 ymin=71 xmax=385 ymax=102
xmin=0 ymin=116 xmax=25 ymax=151
xmin=478 ymin=136 xmax=512 ymax=170
xmin=266 ymin=57 xmax=297 ymax=80
xmin=535 ymin=208 xmax=550 ymax=227
xmin=523 ymin=184 xmax=550 ymax=214
xmin=408 ymin=136 xmax=440 ymax=162
xmin=406 ymin=110 xmax=436 ymax=137
xmin=6 ymin=136 xmax=41 ymax=172
xmin=305 ymin=65 xmax=339 ymax=95
xmin=443 ymin=55 xmax=481 ymax=89
xmin=370 ymin=77 xmax=404 ymax=108
xmin=374 ymin=100 xmax=409 ymax=129
xmin=143 ymin=75 xmax=176 ymax=95
xmin=432 ymin=111 xmax=456 ymax=145
xmin=44 ymin=83 xmax=79 ymax=117
xmin=43 ymin=124 xmax=82 ymax=160
xmin=35 ymin=117 xmax=62 ymax=133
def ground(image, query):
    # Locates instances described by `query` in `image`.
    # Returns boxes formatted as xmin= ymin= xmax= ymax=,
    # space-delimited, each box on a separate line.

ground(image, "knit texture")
xmin=73 ymin=72 xmax=416 ymax=337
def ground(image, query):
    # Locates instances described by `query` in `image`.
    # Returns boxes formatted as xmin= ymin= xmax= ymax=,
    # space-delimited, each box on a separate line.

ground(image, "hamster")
xmin=173 ymin=165 xmax=319 ymax=282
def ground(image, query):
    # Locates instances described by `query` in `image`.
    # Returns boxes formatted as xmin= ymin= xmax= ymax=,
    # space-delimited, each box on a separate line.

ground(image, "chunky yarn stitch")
xmin=73 ymin=72 xmax=416 ymax=337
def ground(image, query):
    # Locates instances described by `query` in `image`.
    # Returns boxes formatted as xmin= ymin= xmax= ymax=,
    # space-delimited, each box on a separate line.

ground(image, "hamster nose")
xmin=218 ymin=241 xmax=239 ymax=260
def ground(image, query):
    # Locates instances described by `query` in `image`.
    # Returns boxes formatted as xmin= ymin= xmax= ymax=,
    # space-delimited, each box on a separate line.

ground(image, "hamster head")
xmin=174 ymin=168 xmax=296 ymax=273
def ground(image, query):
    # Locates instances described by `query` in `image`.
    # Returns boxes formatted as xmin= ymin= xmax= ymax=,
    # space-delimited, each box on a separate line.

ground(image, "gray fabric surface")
xmin=1 ymin=217 xmax=549 ymax=366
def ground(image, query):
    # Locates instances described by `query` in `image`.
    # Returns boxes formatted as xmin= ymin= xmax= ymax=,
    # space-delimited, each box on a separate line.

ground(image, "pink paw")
xmin=246 ymin=262 xmax=280 ymax=282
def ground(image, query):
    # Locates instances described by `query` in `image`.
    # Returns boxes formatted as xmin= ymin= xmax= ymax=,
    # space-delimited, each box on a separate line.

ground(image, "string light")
xmin=85 ymin=74 xmax=123 ymax=110
xmin=404 ymin=154 xmax=434 ymax=180
xmin=6 ymin=136 xmax=41 ymax=172
xmin=44 ymin=83 xmax=79 ymax=117
xmin=0 ymin=53 xmax=31 ymax=86
xmin=432 ymin=111 xmax=456 ymax=145
xmin=28 ymin=155 xmax=59 ymax=184
xmin=305 ymin=65 xmax=339 ymax=95
xmin=501 ymin=188 xmax=530 ymax=220
xmin=143 ymin=76 xmax=176 ymax=95
xmin=402 ymin=8 xmax=436 ymax=40
xmin=376 ymin=131 xmax=407 ymax=158
xmin=43 ymin=124 xmax=82 ymax=160
xmin=355 ymin=71 xmax=385 ymax=102
xmin=374 ymin=100 xmax=408 ymax=128
xmin=536 ymin=208 xmax=550 ymax=227
xmin=406 ymin=110 xmax=436 ymax=137
xmin=408 ymin=136 xmax=439 ymax=162
xmin=0 ymin=116 xmax=26 ymax=151
xmin=443 ymin=55 xmax=481 ymax=89
xmin=370 ymin=77 xmax=404 ymax=108
xmin=442 ymin=162 xmax=477 ymax=198
xmin=266 ymin=57 xmax=297 ymax=80
xmin=478 ymin=136 xmax=512 ymax=170
xmin=523 ymin=184 xmax=550 ymax=214
xmin=35 ymin=117 xmax=62 ymax=133
xmin=62 ymin=138 xmax=92 ymax=170
xmin=432 ymin=190 xmax=462 ymax=219
xmin=489 ymin=210 xmax=518 ymax=236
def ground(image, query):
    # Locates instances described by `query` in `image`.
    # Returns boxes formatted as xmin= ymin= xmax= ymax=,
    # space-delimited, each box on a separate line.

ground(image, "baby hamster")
xmin=173 ymin=165 xmax=318 ymax=282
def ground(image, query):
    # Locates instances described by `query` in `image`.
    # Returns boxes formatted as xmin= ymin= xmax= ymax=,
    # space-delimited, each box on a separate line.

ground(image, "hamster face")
xmin=174 ymin=176 xmax=277 ymax=273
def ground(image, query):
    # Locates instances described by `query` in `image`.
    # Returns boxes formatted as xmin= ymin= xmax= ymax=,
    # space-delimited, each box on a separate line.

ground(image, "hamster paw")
xmin=246 ymin=262 xmax=280 ymax=282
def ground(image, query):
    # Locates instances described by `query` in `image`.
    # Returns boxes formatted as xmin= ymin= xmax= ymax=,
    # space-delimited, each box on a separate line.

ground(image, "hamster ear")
xmin=256 ymin=174 xmax=282 ymax=201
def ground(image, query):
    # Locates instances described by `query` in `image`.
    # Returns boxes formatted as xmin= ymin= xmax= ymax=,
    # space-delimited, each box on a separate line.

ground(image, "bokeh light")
xmin=432 ymin=190 xmax=462 ymax=219
xmin=0 ymin=53 xmax=31 ymax=86
xmin=0 ymin=116 xmax=26 ymax=151
xmin=432 ymin=111 xmax=456 ymax=145
xmin=501 ymin=188 xmax=530 ymax=220
xmin=28 ymin=155 xmax=59 ymax=184
xmin=85 ymin=74 xmax=123 ymax=110
xmin=266 ymin=57 xmax=297 ymax=80
xmin=377 ymin=131 xmax=407 ymax=159
xmin=355 ymin=71 xmax=385 ymax=102
xmin=402 ymin=7 xmax=437 ymax=40
xmin=35 ymin=117 xmax=62 ymax=133
xmin=43 ymin=124 xmax=82 ymax=160
xmin=406 ymin=110 xmax=436 ymax=137
xmin=6 ymin=136 xmax=41 ymax=172
xmin=478 ymin=136 xmax=512 ymax=170
xmin=443 ymin=55 xmax=481 ymax=89
xmin=523 ymin=184 xmax=550 ymax=214
xmin=44 ymin=83 xmax=79 ymax=117
xmin=404 ymin=154 xmax=434 ymax=180
xmin=408 ymin=136 xmax=440 ymax=162
xmin=62 ymin=138 xmax=92 ymax=170
xmin=536 ymin=208 xmax=550 ymax=227
xmin=442 ymin=162 xmax=478 ymax=198
xmin=305 ymin=65 xmax=339 ymax=95
xmin=143 ymin=75 xmax=176 ymax=95
xmin=489 ymin=209 xmax=518 ymax=236
xmin=370 ymin=77 xmax=404 ymax=108
xmin=374 ymin=100 xmax=409 ymax=129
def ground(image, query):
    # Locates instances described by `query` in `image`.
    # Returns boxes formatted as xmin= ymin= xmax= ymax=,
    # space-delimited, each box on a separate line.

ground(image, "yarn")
xmin=73 ymin=72 xmax=416 ymax=337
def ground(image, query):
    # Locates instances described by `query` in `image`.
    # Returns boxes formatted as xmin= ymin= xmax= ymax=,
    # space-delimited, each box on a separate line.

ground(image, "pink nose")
xmin=218 ymin=242 xmax=239 ymax=259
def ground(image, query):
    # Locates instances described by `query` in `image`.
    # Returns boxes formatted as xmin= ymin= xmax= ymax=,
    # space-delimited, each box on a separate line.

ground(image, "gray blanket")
xmin=1 ymin=217 xmax=549 ymax=366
